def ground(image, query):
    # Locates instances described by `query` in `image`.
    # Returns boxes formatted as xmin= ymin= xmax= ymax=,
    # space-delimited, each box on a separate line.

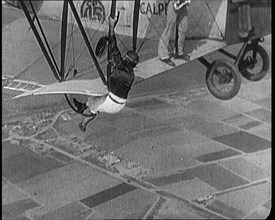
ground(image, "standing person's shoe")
xmin=73 ymin=98 xmax=88 ymax=113
xmin=174 ymin=52 xmax=190 ymax=61
xmin=160 ymin=58 xmax=176 ymax=67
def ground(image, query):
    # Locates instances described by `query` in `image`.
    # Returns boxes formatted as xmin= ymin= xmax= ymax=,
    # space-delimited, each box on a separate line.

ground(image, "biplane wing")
xmin=12 ymin=38 xmax=227 ymax=100
xmin=135 ymin=39 xmax=227 ymax=79
xmin=13 ymin=0 xmax=270 ymax=103
xmin=13 ymin=78 xmax=108 ymax=99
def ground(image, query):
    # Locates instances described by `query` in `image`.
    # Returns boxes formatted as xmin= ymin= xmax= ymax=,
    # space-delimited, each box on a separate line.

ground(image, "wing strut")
xmin=133 ymin=0 xmax=141 ymax=52
xmin=60 ymin=1 xmax=69 ymax=81
xmin=19 ymin=1 xmax=61 ymax=82
xmin=107 ymin=0 xmax=117 ymax=82
xmin=68 ymin=0 xmax=106 ymax=85
xmin=28 ymin=1 xmax=61 ymax=80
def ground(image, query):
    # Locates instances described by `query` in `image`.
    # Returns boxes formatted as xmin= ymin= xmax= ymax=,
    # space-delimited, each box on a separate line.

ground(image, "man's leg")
xmin=158 ymin=1 xmax=177 ymax=66
xmin=73 ymin=98 xmax=88 ymax=113
xmin=76 ymin=95 xmax=107 ymax=131
xmin=86 ymin=95 xmax=107 ymax=112
xmin=79 ymin=114 xmax=97 ymax=132
xmin=175 ymin=6 xmax=190 ymax=60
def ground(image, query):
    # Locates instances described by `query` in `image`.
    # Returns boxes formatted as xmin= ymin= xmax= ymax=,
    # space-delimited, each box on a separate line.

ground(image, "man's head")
xmin=124 ymin=50 xmax=139 ymax=68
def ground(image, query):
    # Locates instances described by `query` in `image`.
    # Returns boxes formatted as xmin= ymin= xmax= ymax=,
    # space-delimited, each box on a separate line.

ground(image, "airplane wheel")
xmin=238 ymin=44 xmax=269 ymax=81
xmin=206 ymin=59 xmax=241 ymax=100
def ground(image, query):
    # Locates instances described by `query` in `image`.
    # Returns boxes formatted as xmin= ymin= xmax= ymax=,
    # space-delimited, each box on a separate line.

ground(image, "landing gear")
xmin=206 ymin=36 xmax=269 ymax=100
xmin=238 ymin=39 xmax=269 ymax=81
xmin=206 ymin=59 xmax=241 ymax=100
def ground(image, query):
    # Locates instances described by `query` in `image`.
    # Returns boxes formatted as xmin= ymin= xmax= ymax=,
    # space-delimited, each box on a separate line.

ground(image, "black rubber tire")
xmin=206 ymin=59 xmax=241 ymax=100
xmin=238 ymin=44 xmax=269 ymax=81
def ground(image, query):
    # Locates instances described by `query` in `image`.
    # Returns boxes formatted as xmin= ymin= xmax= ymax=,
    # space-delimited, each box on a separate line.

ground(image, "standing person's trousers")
xmin=158 ymin=1 xmax=189 ymax=60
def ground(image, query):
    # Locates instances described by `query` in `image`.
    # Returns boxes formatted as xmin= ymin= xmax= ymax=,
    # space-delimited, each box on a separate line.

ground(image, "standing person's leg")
xmin=238 ymin=3 xmax=245 ymax=38
xmin=158 ymin=1 xmax=177 ymax=66
xmin=243 ymin=3 xmax=252 ymax=35
xmin=175 ymin=5 xmax=190 ymax=60
xmin=237 ymin=2 xmax=252 ymax=38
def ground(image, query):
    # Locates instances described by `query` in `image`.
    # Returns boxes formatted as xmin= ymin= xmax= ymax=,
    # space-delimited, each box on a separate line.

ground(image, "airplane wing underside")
xmin=13 ymin=78 xmax=108 ymax=99
xmin=13 ymin=39 xmax=226 ymax=99
xmin=135 ymin=39 xmax=227 ymax=80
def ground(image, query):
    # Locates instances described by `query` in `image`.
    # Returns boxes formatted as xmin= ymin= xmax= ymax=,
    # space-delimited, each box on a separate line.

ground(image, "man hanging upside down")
xmin=73 ymin=13 xmax=139 ymax=132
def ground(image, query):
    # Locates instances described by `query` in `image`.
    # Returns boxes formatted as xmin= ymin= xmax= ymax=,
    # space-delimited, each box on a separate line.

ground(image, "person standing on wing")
xmin=73 ymin=13 xmax=139 ymax=132
xmin=232 ymin=0 xmax=252 ymax=38
xmin=158 ymin=0 xmax=191 ymax=67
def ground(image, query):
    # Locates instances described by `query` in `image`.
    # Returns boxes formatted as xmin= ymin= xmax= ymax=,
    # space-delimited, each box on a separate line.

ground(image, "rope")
xmin=145 ymin=14 xmax=169 ymax=49
xmin=136 ymin=18 xmax=151 ymax=53
xmin=64 ymin=13 xmax=107 ymax=80
xmin=64 ymin=14 xmax=75 ymax=79
xmin=115 ymin=5 xmax=166 ymax=55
